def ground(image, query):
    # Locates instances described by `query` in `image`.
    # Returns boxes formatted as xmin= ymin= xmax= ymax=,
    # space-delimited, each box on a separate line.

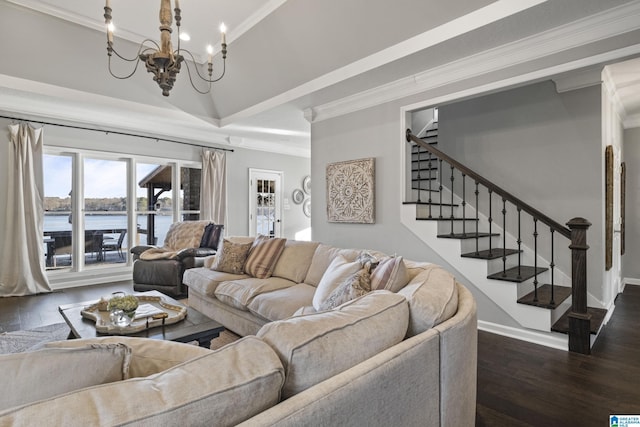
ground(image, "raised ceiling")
xmin=1 ymin=0 xmax=640 ymax=157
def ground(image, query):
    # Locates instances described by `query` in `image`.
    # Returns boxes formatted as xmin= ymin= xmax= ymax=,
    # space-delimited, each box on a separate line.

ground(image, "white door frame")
xmin=249 ymin=168 xmax=283 ymax=237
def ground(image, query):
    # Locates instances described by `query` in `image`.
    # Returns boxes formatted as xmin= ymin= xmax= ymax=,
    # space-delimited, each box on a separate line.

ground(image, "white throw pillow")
xmin=312 ymin=255 xmax=362 ymax=310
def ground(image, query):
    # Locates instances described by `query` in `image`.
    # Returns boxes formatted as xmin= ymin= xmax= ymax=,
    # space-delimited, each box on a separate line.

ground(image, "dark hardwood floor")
xmin=0 ymin=280 xmax=135 ymax=333
xmin=477 ymin=284 xmax=640 ymax=426
xmin=1 ymin=281 xmax=639 ymax=426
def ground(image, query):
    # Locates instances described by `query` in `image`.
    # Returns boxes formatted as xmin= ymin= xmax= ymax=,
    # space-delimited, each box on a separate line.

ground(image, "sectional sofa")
xmin=0 ymin=236 xmax=477 ymax=426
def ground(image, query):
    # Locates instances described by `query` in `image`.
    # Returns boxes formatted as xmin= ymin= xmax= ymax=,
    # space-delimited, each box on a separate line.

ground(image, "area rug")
xmin=210 ymin=330 xmax=241 ymax=350
xmin=0 ymin=323 xmax=70 ymax=354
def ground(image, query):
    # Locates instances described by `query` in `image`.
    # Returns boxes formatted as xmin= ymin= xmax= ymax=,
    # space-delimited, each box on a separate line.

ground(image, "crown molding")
xmin=219 ymin=0 xmax=546 ymax=126
xmin=552 ymin=67 xmax=603 ymax=93
xmin=6 ymin=0 xmax=288 ymax=63
xmin=624 ymin=113 xmax=640 ymax=129
xmin=307 ymin=1 xmax=640 ymax=123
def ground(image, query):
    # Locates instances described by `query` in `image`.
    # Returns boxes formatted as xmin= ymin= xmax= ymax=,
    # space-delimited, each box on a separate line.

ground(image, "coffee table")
xmin=58 ymin=290 xmax=224 ymax=348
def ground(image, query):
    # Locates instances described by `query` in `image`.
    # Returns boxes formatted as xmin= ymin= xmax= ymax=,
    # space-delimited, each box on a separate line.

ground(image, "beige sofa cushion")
xmin=398 ymin=263 xmax=459 ymax=336
xmin=247 ymin=283 xmax=316 ymax=322
xmin=304 ymin=244 xmax=361 ymax=287
xmin=0 ymin=337 xmax=285 ymax=427
xmin=0 ymin=343 xmax=131 ymax=412
xmin=312 ymin=255 xmax=362 ymax=310
xmin=183 ymin=268 xmax=250 ymax=297
xmin=272 ymin=240 xmax=320 ymax=283
xmin=244 ymin=235 xmax=287 ymax=279
xmin=257 ymin=291 xmax=409 ymax=399
xmin=215 ymin=276 xmax=297 ymax=311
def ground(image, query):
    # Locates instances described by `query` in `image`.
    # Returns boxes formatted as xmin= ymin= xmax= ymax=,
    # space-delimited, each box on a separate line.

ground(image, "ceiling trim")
xmin=305 ymin=1 xmax=640 ymax=123
xmin=6 ymin=0 xmax=288 ymax=62
xmin=219 ymin=0 xmax=547 ymax=126
xmin=625 ymin=114 xmax=640 ymax=129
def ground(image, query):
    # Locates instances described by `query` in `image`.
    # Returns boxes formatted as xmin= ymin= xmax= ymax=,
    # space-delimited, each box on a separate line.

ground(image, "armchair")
xmin=131 ymin=221 xmax=223 ymax=297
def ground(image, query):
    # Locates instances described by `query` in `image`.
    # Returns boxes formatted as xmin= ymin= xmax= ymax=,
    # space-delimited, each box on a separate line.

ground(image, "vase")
xmin=110 ymin=309 xmax=132 ymax=327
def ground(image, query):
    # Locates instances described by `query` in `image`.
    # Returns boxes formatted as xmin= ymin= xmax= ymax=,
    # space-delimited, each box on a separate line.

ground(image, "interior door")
xmin=249 ymin=169 xmax=282 ymax=237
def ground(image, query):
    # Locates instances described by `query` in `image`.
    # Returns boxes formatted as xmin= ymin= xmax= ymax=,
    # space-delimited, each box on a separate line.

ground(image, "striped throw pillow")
xmin=244 ymin=235 xmax=287 ymax=279
xmin=370 ymin=256 xmax=409 ymax=292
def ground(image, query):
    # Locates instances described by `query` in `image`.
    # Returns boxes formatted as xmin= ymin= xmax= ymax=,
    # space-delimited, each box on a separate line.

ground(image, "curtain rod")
xmin=0 ymin=114 xmax=234 ymax=153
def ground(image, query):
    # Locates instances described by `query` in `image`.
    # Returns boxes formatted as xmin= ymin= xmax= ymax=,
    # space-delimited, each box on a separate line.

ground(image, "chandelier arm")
xmin=110 ymin=39 xmax=162 ymax=62
xmin=179 ymin=49 xmax=214 ymax=82
xmin=181 ymin=60 xmax=212 ymax=95
xmin=107 ymin=54 xmax=143 ymax=80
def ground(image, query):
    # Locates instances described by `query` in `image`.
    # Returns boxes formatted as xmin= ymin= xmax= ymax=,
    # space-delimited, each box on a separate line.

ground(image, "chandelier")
xmin=103 ymin=0 xmax=227 ymax=96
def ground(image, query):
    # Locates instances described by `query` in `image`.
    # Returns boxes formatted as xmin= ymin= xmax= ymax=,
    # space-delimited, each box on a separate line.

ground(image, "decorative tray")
xmin=81 ymin=295 xmax=188 ymax=335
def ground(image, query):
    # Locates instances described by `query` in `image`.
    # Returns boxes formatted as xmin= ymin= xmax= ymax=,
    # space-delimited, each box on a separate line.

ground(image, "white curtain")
xmin=0 ymin=123 xmax=51 ymax=296
xmin=200 ymin=150 xmax=227 ymax=225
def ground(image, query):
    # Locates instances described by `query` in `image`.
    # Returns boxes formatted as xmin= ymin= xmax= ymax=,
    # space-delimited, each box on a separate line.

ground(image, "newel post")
xmin=566 ymin=217 xmax=591 ymax=354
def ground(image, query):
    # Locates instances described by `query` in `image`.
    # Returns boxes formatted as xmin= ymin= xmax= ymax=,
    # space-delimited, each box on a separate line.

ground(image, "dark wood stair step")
xmin=517 ymin=284 xmax=572 ymax=309
xmin=551 ymin=307 xmax=607 ymax=335
xmin=417 ymin=217 xmax=478 ymax=222
xmin=487 ymin=266 xmax=548 ymax=283
xmin=402 ymin=201 xmax=458 ymax=207
xmin=437 ymin=232 xmax=499 ymax=239
xmin=461 ymin=248 xmax=521 ymax=260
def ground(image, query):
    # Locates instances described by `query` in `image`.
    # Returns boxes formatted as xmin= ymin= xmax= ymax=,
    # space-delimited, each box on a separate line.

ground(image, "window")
xmin=43 ymin=148 xmax=201 ymax=275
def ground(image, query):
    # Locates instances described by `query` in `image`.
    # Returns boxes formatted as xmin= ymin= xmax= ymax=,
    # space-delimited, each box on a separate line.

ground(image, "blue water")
xmin=44 ymin=214 xmax=173 ymax=246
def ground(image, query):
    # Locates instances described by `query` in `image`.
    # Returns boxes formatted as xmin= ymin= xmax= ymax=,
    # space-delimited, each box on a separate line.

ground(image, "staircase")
xmin=405 ymin=129 xmax=606 ymax=354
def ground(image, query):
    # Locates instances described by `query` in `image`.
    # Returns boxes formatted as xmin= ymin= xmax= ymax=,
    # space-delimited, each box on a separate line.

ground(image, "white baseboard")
xmin=478 ymin=320 xmax=568 ymax=351
xmin=623 ymin=277 xmax=640 ymax=286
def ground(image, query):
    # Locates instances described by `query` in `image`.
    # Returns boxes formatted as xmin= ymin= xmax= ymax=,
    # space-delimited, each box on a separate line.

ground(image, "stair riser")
xmin=436 ymin=219 xmax=486 ymax=235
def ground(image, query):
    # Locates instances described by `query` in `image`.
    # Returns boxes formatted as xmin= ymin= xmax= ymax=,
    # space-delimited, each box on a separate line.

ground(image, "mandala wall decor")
xmin=326 ymin=157 xmax=375 ymax=223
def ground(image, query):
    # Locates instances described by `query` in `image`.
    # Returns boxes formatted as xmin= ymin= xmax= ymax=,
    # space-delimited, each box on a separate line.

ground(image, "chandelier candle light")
xmin=104 ymin=0 xmax=228 ymax=96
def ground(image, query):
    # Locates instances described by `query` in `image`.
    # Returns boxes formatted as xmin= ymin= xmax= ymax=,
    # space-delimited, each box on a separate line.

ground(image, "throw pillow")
xmin=199 ymin=223 xmax=224 ymax=250
xmin=312 ymin=255 xmax=362 ymax=310
xmin=318 ymin=267 xmax=371 ymax=311
xmin=211 ymin=238 xmax=252 ymax=275
xmin=243 ymin=235 xmax=287 ymax=279
xmin=370 ymin=256 xmax=409 ymax=292
xmin=356 ymin=251 xmax=380 ymax=273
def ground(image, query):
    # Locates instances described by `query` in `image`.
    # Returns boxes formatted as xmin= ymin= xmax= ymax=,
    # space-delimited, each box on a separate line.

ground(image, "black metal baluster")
xmin=438 ymin=159 xmax=443 ymax=219
xmin=475 ymin=181 xmax=479 ymax=253
xmin=450 ymin=165 xmax=455 ymax=236
xmin=533 ymin=218 xmax=539 ymax=302
xmin=427 ymin=152 xmax=432 ymax=218
xmin=416 ymin=143 xmax=421 ymax=203
xmin=488 ymin=189 xmax=493 ymax=257
xmin=502 ymin=198 xmax=507 ymax=276
xmin=517 ymin=207 xmax=522 ymax=280
xmin=550 ymin=228 xmax=555 ymax=306
xmin=462 ymin=174 xmax=466 ymax=237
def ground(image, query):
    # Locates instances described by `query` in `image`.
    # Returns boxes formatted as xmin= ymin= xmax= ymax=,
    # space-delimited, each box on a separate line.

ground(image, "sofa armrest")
xmin=130 ymin=245 xmax=156 ymax=258
xmin=176 ymin=247 xmax=217 ymax=260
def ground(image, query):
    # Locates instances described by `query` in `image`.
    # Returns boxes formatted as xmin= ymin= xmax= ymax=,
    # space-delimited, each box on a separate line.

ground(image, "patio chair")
xmin=102 ymin=230 xmax=126 ymax=260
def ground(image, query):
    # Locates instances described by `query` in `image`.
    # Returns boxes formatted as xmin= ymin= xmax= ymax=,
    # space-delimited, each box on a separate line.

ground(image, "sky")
xmin=43 ymin=155 xmax=160 ymax=199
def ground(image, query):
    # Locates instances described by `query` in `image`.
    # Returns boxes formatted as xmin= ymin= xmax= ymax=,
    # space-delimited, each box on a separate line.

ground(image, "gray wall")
xmin=0 ymin=116 xmax=310 ymax=267
xmin=623 ymin=127 xmax=640 ymax=279
xmin=310 ymin=95 xmax=519 ymax=327
xmin=311 ymin=80 xmax=605 ymax=326
xmin=438 ymin=82 xmax=605 ymax=301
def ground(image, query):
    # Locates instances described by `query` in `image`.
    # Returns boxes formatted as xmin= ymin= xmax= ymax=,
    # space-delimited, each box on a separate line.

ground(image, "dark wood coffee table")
xmin=58 ymin=290 xmax=224 ymax=348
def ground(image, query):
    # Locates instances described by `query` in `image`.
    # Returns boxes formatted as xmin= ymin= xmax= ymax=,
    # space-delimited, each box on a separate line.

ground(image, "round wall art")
xmin=303 ymin=198 xmax=311 ymax=217
xmin=292 ymin=189 xmax=304 ymax=204
xmin=302 ymin=175 xmax=311 ymax=195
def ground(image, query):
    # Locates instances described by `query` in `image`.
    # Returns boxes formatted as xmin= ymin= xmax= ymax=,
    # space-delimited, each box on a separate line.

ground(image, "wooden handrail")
xmin=406 ymin=130 xmax=571 ymax=239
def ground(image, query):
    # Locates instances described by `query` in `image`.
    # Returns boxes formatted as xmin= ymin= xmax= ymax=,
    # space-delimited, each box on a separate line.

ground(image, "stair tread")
xmin=437 ymin=232 xmax=499 ymax=239
xmin=402 ymin=201 xmax=458 ymax=207
xmin=417 ymin=217 xmax=479 ymax=222
xmin=487 ymin=266 xmax=548 ymax=283
xmin=551 ymin=306 xmax=607 ymax=335
xmin=461 ymin=248 xmax=521 ymax=260
xmin=517 ymin=284 xmax=572 ymax=309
